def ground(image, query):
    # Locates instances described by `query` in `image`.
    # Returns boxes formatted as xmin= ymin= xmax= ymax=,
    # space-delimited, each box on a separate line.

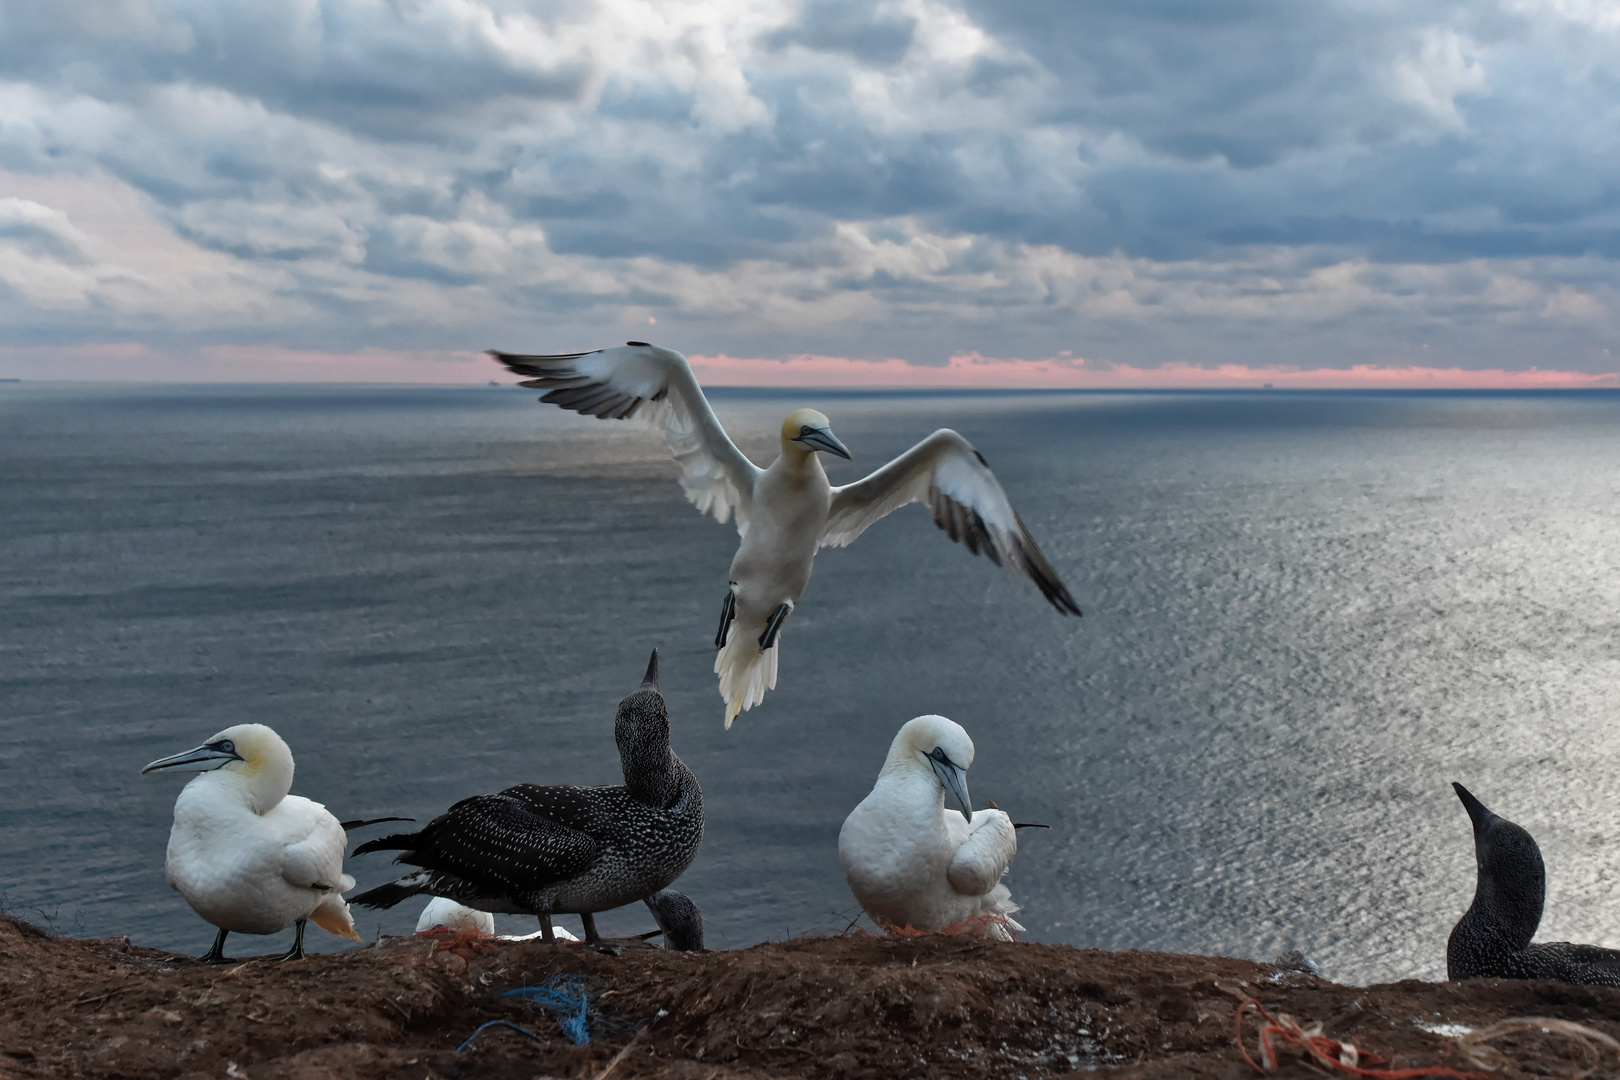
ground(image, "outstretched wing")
xmin=822 ymin=429 xmax=1080 ymax=614
xmin=489 ymin=343 xmax=763 ymax=534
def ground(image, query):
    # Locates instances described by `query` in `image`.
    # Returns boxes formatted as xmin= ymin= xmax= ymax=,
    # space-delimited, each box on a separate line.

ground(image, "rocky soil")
xmin=6 ymin=915 xmax=1620 ymax=1079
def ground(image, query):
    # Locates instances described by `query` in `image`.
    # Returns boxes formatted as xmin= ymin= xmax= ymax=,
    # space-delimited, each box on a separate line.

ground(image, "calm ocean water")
xmin=3 ymin=382 xmax=1618 ymax=984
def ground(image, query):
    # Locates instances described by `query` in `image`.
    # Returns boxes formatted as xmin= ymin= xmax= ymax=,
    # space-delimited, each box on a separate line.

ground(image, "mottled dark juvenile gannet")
xmin=352 ymin=651 xmax=704 ymax=944
xmin=644 ymin=888 xmax=704 ymax=951
xmin=489 ymin=342 xmax=1080 ymax=727
xmin=1449 ymin=782 xmax=1620 ymax=985
xmin=141 ymin=724 xmax=362 ymax=963
xmin=839 ymin=715 xmax=1023 ymax=941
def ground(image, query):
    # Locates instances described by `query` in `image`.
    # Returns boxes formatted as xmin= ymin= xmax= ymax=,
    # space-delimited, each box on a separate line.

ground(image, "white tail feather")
xmin=715 ymin=633 xmax=779 ymax=729
xmin=311 ymin=891 xmax=361 ymax=942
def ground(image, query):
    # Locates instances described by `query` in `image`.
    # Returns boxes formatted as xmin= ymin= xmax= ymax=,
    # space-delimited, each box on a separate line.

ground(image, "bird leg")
xmin=580 ymin=913 xmax=600 ymax=943
xmin=714 ymin=583 xmax=738 ymax=648
xmin=758 ymin=600 xmax=793 ymax=650
xmin=275 ymin=919 xmax=309 ymax=962
xmin=537 ymin=914 xmax=556 ymax=944
xmin=200 ymin=927 xmax=232 ymax=964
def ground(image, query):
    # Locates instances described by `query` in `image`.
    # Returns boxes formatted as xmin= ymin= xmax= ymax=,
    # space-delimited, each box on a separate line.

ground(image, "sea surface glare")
xmin=3 ymin=384 xmax=1618 ymax=985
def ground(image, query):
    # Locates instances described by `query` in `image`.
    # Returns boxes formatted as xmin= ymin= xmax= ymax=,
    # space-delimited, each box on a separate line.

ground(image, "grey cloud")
xmin=2 ymin=0 xmax=1620 ymax=371
xmin=762 ymin=0 xmax=918 ymax=66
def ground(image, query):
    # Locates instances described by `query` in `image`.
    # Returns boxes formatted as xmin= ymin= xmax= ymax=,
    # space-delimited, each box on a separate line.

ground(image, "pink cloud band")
xmin=3 ymin=343 xmax=1615 ymax=390
xmin=689 ymin=352 xmax=1620 ymax=391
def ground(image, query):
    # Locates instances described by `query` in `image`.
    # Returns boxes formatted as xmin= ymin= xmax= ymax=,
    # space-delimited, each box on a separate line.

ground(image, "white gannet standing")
xmin=416 ymin=897 xmax=496 ymax=936
xmin=489 ymin=343 xmax=1081 ymax=727
xmin=838 ymin=715 xmax=1023 ymax=941
xmin=141 ymin=723 xmax=362 ymax=962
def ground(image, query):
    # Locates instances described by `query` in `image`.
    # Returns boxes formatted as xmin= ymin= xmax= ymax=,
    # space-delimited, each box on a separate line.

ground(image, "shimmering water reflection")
xmin=2 ymin=384 xmax=1617 ymax=984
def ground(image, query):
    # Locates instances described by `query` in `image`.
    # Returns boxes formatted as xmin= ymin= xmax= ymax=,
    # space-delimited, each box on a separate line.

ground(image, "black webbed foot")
xmin=275 ymin=919 xmax=309 ymax=962
xmin=200 ymin=927 xmax=232 ymax=964
xmin=758 ymin=601 xmax=792 ymax=651
xmin=715 ymin=584 xmax=738 ymax=648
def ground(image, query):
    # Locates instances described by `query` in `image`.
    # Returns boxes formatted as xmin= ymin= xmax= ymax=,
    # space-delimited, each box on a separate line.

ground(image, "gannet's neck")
xmin=195 ymin=743 xmax=294 ymax=816
xmin=776 ymin=437 xmax=822 ymax=471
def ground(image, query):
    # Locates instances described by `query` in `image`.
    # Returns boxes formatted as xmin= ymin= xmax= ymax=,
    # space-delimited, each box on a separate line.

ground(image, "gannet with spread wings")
xmin=489 ymin=342 xmax=1081 ymax=727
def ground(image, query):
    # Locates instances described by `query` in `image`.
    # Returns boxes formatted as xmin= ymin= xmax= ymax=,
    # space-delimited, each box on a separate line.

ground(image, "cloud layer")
xmin=1 ymin=0 xmax=1618 ymax=381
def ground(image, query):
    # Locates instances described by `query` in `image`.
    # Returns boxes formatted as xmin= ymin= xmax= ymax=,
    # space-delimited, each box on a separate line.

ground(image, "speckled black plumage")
xmin=1448 ymin=782 xmax=1620 ymax=985
xmin=352 ymin=651 xmax=703 ymax=937
xmin=643 ymin=888 xmax=704 ymax=951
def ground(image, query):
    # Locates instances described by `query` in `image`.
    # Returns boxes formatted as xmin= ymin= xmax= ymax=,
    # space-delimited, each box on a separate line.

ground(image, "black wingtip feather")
xmin=350 ymin=881 xmax=419 ymax=910
xmin=340 ymin=816 xmax=414 ymax=831
xmin=353 ymin=831 xmax=422 ymax=857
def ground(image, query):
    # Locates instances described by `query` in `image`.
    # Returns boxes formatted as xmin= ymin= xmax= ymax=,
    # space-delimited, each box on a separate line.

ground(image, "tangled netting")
xmin=501 ymin=973 xmax=637 ymax=1046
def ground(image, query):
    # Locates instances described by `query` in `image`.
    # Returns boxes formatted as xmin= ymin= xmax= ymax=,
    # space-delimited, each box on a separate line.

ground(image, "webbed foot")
xmin=758 ymin=601 xmax=793 ymax=650
xmin=715 ymin=584 xmax=738 ymax=648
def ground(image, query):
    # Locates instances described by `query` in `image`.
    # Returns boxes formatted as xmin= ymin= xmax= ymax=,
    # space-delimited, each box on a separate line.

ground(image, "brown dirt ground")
xmin=6 ymin=914 xmax=1620 ymax=1079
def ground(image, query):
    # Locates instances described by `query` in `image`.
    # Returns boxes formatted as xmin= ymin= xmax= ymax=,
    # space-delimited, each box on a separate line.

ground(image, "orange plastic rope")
xmin=878 ymin=913 xmax=1017 ymax=938
xmin=1234 ymin=997 xmax=1489 ymax=1080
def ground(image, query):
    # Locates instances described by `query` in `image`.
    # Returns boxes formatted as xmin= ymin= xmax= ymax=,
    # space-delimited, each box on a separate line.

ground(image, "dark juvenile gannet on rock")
xmin=839 ymin=715 xmax=1023 ymax=941
xmin=1448 ymin=782 xmax=1620 ymax=985
xmin=489 ymin=342 xmax=1080 ymax=727
xmin=352 ymin=651 xmax=704 ymax=944
xmin=141 ymin=724 xmax=362 ymax=962
xmin=644 ymin=888 xmax=705 ymax=951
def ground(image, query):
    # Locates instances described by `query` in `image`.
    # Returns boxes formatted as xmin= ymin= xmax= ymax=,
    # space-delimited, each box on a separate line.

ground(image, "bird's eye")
xmin=930 ymin=747 xmax=948 ymax=763
xmin=216 ymin=740 xmax=235 ymax=754
xmin=799 ymin=425 xmax=815 ymax=437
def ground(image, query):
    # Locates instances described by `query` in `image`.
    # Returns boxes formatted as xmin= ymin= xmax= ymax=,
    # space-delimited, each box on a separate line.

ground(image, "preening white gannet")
xmin=489 ymin=343 xmax=1081 ymax=727
xmin=141 ymin=723 xmax=362 ymax=962
xmin=839 ymin=715 xmax=1023 ymax=941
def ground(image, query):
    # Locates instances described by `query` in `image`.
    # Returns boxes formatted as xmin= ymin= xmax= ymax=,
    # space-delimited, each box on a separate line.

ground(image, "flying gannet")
xmin=1448 ymin=783 xmax=1620 ymax=985
xmin=141 ymin=723 xmax=362 ymax=962
xmin=488 ymin=342 xmax=1081 ymax=727
xmin=352 ymin=650 xmax=704 ymax=944
xmin=839 ymin=715 xmax=1023 ymax=941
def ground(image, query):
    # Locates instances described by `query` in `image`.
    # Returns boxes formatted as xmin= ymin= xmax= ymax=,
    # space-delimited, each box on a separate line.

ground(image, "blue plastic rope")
xmin=500 ymin=975 xmax=598 ymax=1045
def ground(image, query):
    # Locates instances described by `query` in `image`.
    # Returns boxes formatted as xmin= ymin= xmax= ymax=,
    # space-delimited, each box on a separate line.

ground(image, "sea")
xmin=2 ymin=382 xmax=1618 ymax=986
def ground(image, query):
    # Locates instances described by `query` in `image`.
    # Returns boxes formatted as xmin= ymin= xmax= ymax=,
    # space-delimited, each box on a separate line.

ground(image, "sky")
xmin=2 ymin=0 xmax=1620 ymax=387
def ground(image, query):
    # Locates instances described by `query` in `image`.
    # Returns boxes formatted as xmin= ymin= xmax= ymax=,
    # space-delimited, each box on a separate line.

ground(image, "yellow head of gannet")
xmin=883 ymin=714 xmax=976 ymax=820
xmin=141 ymin=723 xmax=295 ymax=814
xmin=779 ymin=408 xmax=851 ymax=460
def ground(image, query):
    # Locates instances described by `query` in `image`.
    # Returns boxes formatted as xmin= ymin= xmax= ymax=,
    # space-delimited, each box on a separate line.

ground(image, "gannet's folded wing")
xmin=355 ymin=794 xmax=597 ymax=893
xmin=276 ymin=797 xmax=354 ymax=893
xmin=946 ymin=809 xmax=1017 ymax=897
xmin=822 ymin=429 xmax=1081 ymax=614
xmin=489 ymin=344 xmax=762 ymax=533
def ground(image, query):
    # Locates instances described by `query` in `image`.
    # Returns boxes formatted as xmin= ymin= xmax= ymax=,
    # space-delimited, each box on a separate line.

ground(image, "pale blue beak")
xmin=141 ymin=741 xmax=242 ymax=775
xmin=929 ymin=753 xmax=973 ymax=821
xmin=793 ymin=425 xmax=852 ymax=460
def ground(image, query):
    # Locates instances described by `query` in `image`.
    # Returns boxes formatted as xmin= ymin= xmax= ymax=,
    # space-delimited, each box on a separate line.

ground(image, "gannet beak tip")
xmin=1452 ymin=782 xmax=1493 ymax=832
xmin=821 ymin=428 xmax=852 ymax=460
xmin=641 ymin=648 xmax=660 ymax=690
